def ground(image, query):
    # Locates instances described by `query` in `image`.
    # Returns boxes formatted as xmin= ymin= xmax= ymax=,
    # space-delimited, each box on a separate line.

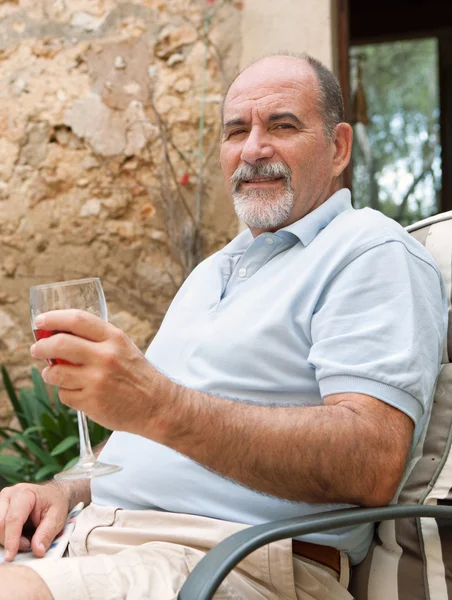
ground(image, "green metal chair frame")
xmin=178 ymin=504 xmax=452 ymax=600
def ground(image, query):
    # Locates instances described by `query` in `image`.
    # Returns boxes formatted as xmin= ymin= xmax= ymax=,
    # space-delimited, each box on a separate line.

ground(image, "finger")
xmin=41 ymin=364 xmax=85 ymax=390
xmin=59 ymin=389 xmax=109 ymax=424
xmin=34 ymin=310 xmax=110 ymax=342
xmin=31 ymin=332 xmax=96 ymax=366
xmin=31 ymin=507 xmax=66 ymax=558
xmin=3 ymin=490 xmax=36 ymax=561
xmin=57 ymin=389 xmax=87 ymax=412
xmin=18 ymin=536 xmax=31 ymax=553
xmin=0 ymin=493 xmax=10 ymax=544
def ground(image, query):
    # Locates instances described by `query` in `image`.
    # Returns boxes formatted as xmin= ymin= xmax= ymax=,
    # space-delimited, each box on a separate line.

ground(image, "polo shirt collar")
xmin=280 ymin=188 xmax=352 ymax=246
xmin=222 ymin=188 xmax=353 ymax=255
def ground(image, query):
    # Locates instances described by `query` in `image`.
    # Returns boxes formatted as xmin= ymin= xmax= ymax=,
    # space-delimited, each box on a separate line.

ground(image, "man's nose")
xmin=240 ymin=128 xmax=274 ymax=164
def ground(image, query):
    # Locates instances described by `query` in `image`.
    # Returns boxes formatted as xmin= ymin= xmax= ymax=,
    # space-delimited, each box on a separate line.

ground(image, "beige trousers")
xmin=29 ymin=503 xmax=353 ymax=600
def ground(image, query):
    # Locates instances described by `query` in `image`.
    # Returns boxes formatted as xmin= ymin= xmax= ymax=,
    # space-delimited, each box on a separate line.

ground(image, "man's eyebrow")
xmin=223 ymin=113 xmax=304 ymax=130
xmin=268 ymin=112 xmax=304 ymax=127
xmin=223 ymin=118 xmax=247 ymax=130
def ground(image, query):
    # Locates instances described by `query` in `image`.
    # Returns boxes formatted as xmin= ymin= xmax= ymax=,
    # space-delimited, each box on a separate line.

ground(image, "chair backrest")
xmin=350 ymin=211 xmax=452 ymax=600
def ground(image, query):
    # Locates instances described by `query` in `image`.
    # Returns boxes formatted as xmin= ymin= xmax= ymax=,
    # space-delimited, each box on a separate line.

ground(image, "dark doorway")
xmin=340 ymin=0 xmax=452 ymax=219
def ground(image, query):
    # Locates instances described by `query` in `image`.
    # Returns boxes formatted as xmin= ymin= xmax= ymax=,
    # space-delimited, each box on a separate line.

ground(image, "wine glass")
xmin=30 ymin=278 xmax=122 ymax=480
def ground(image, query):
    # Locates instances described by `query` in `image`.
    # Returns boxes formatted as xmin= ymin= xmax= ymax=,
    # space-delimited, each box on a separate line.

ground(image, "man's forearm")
xmin=146 ymin=379 xmax=412 ymax=507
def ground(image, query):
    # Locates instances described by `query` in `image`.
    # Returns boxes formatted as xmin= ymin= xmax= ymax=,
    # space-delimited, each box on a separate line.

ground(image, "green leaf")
xmin=34 ymin=393 xmax=57 ymax=419
xmin=1 ymin=365 xmax=28 ymax=431
xmin=31 ymin=368 xmax=57 ymax=423
xmin=50 ymin=436 xmax=79 ymax=457
xmin=40 ymin=412 xmax=61 ymax=436
xmin=1 ymin=365 xmax=20 ymax=409
xmin=10 ymin=432 xmax=59 ymax=466
xmin=54 ymin=406 xmax=78 ymax=439
xmin=0 ymin=454 xmax=27 ymax=467
xmin=89 ymin=421 xmax=110 ymax=446
xmin=34 ymin=464 xmax=61 ymax=482
xmin=0 ymin=426 xmax=23 ymax=436
xmin=19 ymin=388 xmax=38 ymax=430
xmin=0 ymin=437 xmax=32 ymax=460
xmin=53 ymin=390 xmax=63 ymax=414
xmin=0 ymin=472 xmax=22 ymax=485
xmin=62 ymin=456 xmax=79 ymax=471
xmin=23 ymin=425 xmax=44 ymax=436
xmin=0 ymin=455 xmax=32 ymax=480
xmin=31 ymin=367 xmax=50 ymax=404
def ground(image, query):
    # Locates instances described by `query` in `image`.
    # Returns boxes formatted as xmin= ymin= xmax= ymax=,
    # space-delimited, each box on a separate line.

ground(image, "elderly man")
xmin=0 ymin=53 xmax=447 ymax=600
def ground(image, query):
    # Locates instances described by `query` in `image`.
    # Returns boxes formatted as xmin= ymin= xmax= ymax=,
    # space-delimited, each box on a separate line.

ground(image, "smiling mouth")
xmin=242 ymin=177 xmax=284 ymax=184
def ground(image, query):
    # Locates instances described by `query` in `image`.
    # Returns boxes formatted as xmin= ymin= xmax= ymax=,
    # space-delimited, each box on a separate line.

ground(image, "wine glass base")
xmin=54 ymin=459 xmax=122 ymax=481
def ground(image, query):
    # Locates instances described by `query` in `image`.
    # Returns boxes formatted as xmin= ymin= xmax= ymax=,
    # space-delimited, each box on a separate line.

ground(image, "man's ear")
xmin=331 ymin=123 xmax=353 ymax=178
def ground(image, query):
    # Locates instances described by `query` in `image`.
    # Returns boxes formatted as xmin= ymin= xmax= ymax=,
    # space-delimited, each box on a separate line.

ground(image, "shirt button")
xmin=239 ymin=268 xmax=247 ymax=277
xmin=265 ymin=237 xmax=274 ymax=244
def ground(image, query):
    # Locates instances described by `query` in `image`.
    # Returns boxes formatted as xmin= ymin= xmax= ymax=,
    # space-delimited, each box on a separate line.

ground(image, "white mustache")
xmin=231 ymin=163 xmax=292 ymax=193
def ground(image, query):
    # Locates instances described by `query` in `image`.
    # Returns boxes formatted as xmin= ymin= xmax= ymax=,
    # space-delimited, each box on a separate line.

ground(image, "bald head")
xmin=223 ymin=53 xmax=345 ymax=139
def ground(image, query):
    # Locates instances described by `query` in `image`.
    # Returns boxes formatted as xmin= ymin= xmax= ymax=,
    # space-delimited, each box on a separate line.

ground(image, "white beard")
xmin=233 ymin=186 xmax=295 ymax=229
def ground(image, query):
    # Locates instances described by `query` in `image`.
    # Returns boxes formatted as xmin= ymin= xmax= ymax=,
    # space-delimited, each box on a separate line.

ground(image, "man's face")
xmin=220 ymin=57 xmax=339 ymax=235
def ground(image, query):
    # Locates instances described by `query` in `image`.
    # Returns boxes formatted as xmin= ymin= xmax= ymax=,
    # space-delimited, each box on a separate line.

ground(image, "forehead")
xmin=224 ymin=58 xmax=319 ymax=122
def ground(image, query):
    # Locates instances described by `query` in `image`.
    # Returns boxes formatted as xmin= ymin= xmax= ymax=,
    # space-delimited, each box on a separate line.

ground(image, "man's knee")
xmin=0 ymin=565 xmax=53 ymax=600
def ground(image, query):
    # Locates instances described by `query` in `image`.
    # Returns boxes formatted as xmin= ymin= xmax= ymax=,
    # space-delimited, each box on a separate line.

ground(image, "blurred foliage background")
xmin=350 ymin=38 xmax=441 ymax=226
xmin=0 ymin=366 xmax=111 ymax=487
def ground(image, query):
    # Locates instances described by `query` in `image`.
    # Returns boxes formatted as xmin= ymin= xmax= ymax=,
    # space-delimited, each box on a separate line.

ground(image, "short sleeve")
xmin=308 ymin=240 xmax=446 ymax=425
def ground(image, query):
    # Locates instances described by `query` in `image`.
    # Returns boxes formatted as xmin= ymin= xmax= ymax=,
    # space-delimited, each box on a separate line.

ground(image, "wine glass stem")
xmin=77 ymin=411 xmax=95 ymax=462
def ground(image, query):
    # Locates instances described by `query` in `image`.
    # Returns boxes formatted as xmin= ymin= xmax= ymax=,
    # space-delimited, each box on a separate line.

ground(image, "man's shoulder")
xmin=325 ymin=207 xmax=438 ymax=268
xmin=332 ymin=206 xmax=407 ymax=240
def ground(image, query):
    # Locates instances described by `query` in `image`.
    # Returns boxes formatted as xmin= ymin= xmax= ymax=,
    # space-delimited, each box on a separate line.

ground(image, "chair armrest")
xmin=178 ymin=504 xmax=452 ymax=600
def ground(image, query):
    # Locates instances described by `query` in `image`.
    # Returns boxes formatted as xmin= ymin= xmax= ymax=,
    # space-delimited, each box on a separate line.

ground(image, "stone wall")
xmin=0 ymin=0 xmax=242 ymax=423
xmin=239 ymin=0 xmax=338 ymax=70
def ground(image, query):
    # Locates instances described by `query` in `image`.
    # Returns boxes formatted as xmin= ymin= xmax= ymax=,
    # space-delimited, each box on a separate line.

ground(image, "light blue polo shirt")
xmin=92 ymin=189 xmax=447 ymax=564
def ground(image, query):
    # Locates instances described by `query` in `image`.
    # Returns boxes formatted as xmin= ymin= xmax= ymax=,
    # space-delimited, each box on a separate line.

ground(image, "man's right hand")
xmin=0 ymin=481 xmax=75 ymax=562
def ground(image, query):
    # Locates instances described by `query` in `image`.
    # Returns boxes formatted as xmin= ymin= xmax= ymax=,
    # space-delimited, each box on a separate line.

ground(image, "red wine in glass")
xmin=33 ymin=329 xmax=72 ymax=366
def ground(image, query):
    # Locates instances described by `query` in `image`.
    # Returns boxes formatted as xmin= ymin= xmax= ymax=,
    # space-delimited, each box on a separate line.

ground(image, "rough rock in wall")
xmin=0 ymin=0 xmax=242 ymax=423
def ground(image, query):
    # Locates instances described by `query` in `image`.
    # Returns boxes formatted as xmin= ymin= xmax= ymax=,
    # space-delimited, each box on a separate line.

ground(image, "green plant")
xmin=0 ymin=365 xmax=111 ymax=485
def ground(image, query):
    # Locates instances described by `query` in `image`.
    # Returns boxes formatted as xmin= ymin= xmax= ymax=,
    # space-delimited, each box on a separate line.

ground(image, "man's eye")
xmin=228 ymin=129 xmax=246 ymax=137
xmin=275 ymin=123 xmax=295 ymax=130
